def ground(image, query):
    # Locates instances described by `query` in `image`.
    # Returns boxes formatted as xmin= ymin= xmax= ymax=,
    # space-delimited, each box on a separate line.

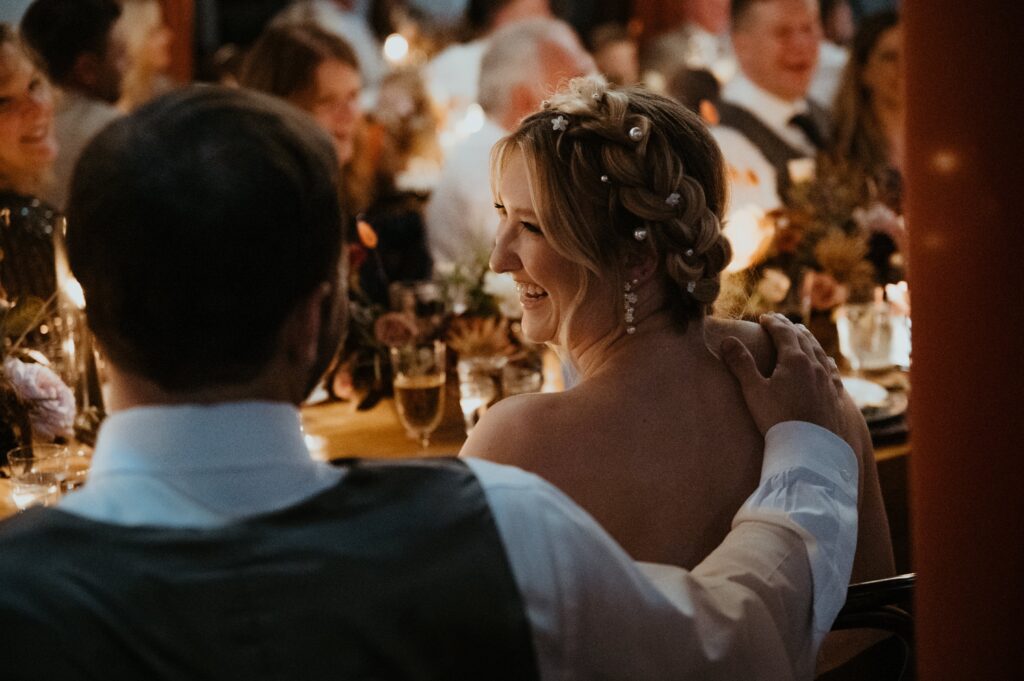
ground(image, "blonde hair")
xmin=491 ymin=77 xmax=731 ymax=332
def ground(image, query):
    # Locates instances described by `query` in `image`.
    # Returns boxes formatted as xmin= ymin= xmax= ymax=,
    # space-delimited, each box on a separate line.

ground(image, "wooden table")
xmin=2 ymin=393 xmax=909 ymax=518
xmin=301 ymin=397 xmax=466 ymax=460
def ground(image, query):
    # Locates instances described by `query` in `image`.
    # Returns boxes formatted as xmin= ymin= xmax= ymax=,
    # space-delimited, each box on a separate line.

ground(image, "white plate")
xmin=841 ymin=377 xmax=889 ymax=409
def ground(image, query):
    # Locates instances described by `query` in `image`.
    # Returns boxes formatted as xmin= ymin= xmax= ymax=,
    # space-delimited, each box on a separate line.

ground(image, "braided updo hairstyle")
xmin=491 ymin=77 xmax=732 ymax=331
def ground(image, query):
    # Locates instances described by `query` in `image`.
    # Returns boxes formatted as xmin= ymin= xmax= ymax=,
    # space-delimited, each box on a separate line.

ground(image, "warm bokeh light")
xmin=383 ymin=33 xmax=409 ymax=64
xmin=722 ymin=204 xmax=773 ymax=272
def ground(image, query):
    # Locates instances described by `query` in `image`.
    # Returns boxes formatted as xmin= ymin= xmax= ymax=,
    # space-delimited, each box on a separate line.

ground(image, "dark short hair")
xmin=240 ymin=22 xmax=360 ymax=103
xmin=66 ymin=86 xmax=344 ymax=391
xmin=19 ymin=0 xmax=121 ymax=85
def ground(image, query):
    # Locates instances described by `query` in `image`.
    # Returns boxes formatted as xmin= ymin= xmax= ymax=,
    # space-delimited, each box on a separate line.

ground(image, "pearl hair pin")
xmin=628 ymin=126 xmax=643 ymax=141
xmin=634 ymin=227 xmax=648 ymax=241
xmin=666 ymin=192 xmax=681 ymax=206
xmin=552 ymin=115 xmax=568 ymax=131
xmin=600 ymin=175 xmax=610 ymax=183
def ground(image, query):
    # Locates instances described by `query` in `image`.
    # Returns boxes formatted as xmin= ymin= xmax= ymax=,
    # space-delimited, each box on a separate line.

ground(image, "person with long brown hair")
xmin=826 ymin=10 xmax=903 ymax=197
xmin=240 ymin=21 xmax=431 ymax=304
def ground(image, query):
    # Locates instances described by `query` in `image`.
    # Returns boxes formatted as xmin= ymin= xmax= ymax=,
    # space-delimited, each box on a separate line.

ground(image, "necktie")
xmin=788 ymin=112 xmax=825 ymax=151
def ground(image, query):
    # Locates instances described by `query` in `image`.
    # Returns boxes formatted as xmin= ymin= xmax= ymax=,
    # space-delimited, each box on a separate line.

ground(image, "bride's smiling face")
xmin=490 ymin=152 xmax=617 ymax=347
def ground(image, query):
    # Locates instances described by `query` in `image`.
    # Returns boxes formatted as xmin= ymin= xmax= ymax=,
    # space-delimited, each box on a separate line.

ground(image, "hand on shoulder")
xmin=721 ymin=313 xmax=845 ymax=436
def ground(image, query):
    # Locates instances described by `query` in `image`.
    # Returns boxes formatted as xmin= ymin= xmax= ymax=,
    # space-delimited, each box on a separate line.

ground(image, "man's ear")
xmin=284 ymin=282 xmax=332 ymax=368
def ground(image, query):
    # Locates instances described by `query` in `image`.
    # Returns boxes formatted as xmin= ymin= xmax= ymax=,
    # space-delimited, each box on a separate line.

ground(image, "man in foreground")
xmin=0 ymin=86 xmax=857 ymax=680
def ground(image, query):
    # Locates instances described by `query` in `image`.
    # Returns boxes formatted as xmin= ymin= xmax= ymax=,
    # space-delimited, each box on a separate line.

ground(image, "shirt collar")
xmin=89 ymin=401 xmax=316 ymax=475
xmin=722 ymin=73 xmax=809 ymax=130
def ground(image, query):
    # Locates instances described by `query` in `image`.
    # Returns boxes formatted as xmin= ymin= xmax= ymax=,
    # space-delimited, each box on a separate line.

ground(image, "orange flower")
xmin=356 ymin=219 xmax=378 ymax=249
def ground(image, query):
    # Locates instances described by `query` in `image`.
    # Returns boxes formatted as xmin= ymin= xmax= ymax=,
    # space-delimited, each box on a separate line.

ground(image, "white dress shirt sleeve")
xmin=466 ymin=421 xmax=858 ymax=681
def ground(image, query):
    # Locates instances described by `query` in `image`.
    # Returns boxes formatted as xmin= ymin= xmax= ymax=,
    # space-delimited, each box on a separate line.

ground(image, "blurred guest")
xmin=425 ymin=17 xmax=593 ymax=271
xmin=0 ymin=25 xmax=77 ymax=384
xmin=241 ymin=22 xmax=431 ymax=304
xmin=210 ymin=43 xmax=246 ymax=87
xmin=825 ymin=10 xmax=904 ymax=279
xmin=19 ymin=0 xmax=126 ymax=210
xmin=424 ymin=0 xmax=555 ymax=131
xmin=712 ymin=0 xmax=826 ymax=211
xmin=588 ymin=22 xmax=639 ymax=86
xmin=274 ymin=0 xmax=386 ymax=96
xmin=642 ymin=0 xmax=735 ymax=88
xmin=0 ymin=23 xmax=58 ymax=304
xmin=668 ymin=67 xmax=721 ymax=123
xmin=827 ymin=10 xmax=902 ymax=184
xmin=116 ymin=0 xmax=174 ymax=112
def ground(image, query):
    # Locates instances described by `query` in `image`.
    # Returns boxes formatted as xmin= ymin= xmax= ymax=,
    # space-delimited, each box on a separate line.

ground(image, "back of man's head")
xmin=66 ymin=86 xmax=344 ymax=393
xmin=20 ymin=0 xmax=121 ymax=89
xmin=478 ymin=17 xmax=593 ymax=127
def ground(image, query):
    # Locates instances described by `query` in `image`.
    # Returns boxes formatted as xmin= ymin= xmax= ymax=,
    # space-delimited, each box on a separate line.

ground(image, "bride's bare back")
xmin=463 ymin=317 xmax=894 ymax=580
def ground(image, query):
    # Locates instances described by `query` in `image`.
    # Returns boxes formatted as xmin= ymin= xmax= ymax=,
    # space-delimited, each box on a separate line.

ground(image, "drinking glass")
xmin=6 ymin=444 xmax=69 ymax=510
xmin=390 ymin=340 xmax=447 ymax=449
xmin=457 ymin=356 xmax=507 ymax=436
xmin=836 ymin=302 xmax=895 ymax=374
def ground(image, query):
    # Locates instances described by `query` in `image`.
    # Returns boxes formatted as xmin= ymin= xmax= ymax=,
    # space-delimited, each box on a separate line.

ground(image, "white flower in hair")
xmin=666 ymin=192 xmax=681 ymax=206
xmin=552 ymin=115 xmax=568 ymax=131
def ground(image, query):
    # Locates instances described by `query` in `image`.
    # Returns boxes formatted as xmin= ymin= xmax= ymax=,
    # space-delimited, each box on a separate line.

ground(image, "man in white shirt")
xmin=426 ymin=17 xmax=594 ymax=271
xmin=712 ymin=0 xmax=829 ymax=212
xmin=424 ymin=0 xmax=555 ymax=128
xmin=0 ymin=85 xmax=859 ymax=679
xmin=20 ymin=0 xmax=127 ymax=210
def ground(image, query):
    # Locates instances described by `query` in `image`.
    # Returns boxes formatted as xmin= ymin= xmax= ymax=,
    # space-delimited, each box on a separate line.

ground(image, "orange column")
xmin=904 ymin=1 xmax=1024 ymax=678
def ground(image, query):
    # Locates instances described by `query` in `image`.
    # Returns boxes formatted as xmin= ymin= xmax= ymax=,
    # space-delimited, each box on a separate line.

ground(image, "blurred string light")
xmin=383 ymin=33 xmax=409 ymax=64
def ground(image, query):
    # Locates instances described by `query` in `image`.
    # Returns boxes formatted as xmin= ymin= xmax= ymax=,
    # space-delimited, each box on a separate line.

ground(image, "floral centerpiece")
xmin=0 ymin=295 xmax=76 ymax=454
xmin=327 ymin=238 xmax=528 ymax=409
xmin=717 ymin=162 xmax=906 ymax=357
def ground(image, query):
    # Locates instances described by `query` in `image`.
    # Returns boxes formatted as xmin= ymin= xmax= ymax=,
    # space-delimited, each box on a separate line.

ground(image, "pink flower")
xmin=2 ymin=357 xmax=75 ymax=440
xmin=373 ymin=312 xmax=418 ymax=348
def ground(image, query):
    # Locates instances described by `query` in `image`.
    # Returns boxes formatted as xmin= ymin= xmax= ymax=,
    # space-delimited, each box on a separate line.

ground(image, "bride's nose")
xmin=489 ymin=223 xmax=520 ymax=274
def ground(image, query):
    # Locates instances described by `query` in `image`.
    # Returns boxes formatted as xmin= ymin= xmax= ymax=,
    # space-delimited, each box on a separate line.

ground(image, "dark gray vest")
xmin=717 ymin=100 xmax=831 ymax=203
xmin=0 ymin=458 xmax=539 ymax=680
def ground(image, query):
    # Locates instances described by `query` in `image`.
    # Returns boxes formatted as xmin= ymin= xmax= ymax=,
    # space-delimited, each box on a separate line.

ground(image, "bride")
xmin=460 ymin=77 xmax=893 ymax=581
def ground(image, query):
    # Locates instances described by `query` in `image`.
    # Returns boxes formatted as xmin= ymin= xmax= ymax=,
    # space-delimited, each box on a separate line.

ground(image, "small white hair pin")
xmin=552 ymin=115 xmax=569 ymax=132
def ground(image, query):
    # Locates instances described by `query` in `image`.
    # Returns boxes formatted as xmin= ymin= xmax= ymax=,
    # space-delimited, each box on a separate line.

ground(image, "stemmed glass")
xmin=6 ymin=444 xmax=68 ymax=510
xmin=390 ymin=340 xmax=447 ymax=450
xmin=457 ymin=356 xmax=507 ymax=436
xmin=836 ymin=301 xmax=895 ymax=375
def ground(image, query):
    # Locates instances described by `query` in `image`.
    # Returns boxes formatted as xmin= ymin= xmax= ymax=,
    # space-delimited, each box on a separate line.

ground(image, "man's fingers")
xmin=721 ymin=336 xmax=764 ymax=391
xmin=759 ymin=313 xmax=802 ymax=363
xmin=795 ymin=324 xmax=844 ymax=395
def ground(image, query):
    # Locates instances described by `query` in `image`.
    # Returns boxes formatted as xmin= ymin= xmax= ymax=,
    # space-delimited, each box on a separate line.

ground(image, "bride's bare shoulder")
xmin=705 ymin=317 xmax=776 ymax=376
xmin=459 ymin=390 xmax=569 ymax=465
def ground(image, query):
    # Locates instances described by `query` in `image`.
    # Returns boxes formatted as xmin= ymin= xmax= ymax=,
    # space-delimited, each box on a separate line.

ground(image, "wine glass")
xmin=457 ymin=355 xmax=507 ymax=435
xmin=390 ymin=340 xmax=447 ymax=450
xmin=6 ymin=444 xmax=69 ymax=510
xmin=836 ymin=301 xmax=895 ymax=375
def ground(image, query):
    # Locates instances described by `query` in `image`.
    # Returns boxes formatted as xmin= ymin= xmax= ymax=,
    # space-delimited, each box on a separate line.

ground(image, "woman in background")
xmin=0 ymin=23 xmax=60 ymax=318
xmin=116 ymin=0 xmax=174 ymax=112
xmin=826 ymin=11 xmax=905 ymax=279
xmin=240 ymin=21 xmax=432 ymax=305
